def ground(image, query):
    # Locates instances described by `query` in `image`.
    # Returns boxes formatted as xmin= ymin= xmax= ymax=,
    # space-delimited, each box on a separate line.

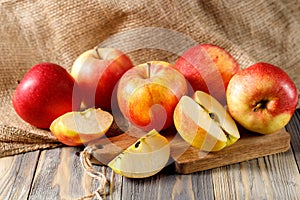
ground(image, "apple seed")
xmin=135 ymin=140 xmax=141 ymax=148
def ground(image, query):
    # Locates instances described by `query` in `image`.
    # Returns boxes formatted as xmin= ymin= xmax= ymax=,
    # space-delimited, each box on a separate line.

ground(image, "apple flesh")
xmin=174 ymin=44 xmax=240 ymax=105
xmin=108 ymin=129 xmax=170 ymax=178
xmin=117 ymin=61 xmax=188 ymax=131
xmin=12 ymin=62 xmax=80 ymax=129
xmin=71 ymin=47 xmax=133 ymax=110
xmin=173 ymin=91 xmax=240 ymax=152
xmin=50 ymin=108 xmax=113 ymax=146
xmin=226 ymin=62 xmax=298 ymax=134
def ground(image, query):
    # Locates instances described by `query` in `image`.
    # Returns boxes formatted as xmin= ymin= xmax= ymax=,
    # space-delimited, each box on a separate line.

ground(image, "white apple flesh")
xmin=50 ymin=108 xmax=113 ymax=146
xmin=173 ymin=91 xmax=240 ymax=152
xmin=108 ymin=129 xmax=170 ymax=178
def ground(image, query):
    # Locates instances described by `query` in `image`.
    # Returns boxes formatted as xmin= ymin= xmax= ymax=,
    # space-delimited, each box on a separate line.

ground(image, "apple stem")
xmin=147 ymin=62 xmax=151 ymax=78
xmin=94 ymin=46 xmax=101 ymax=58
xmin=253 ymin=103 xmax=262 ymax=112
xmin=253 ymin=100 xmax=267 ymax=112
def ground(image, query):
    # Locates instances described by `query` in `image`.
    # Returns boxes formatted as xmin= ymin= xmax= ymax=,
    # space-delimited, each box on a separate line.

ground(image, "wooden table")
xmin=1 ymin=109 xmax=300 ymax=200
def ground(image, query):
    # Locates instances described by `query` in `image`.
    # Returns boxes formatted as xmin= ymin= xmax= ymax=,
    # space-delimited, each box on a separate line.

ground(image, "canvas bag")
xmin=1 ymin=0 xmax=299 ymax=158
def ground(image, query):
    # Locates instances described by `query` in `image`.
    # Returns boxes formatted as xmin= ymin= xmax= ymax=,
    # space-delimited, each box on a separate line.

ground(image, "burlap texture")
xmin=1 ymin=0 xmax=299 ymax=157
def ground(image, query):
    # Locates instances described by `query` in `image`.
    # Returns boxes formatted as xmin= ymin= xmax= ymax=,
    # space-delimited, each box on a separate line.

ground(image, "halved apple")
xmin=108 ymin=129 xmax=170 ymax=178
xmin=173 ymin=91 xmax=240 ymax=152
xmin=50 ymin=108 xmax=113 ymax=146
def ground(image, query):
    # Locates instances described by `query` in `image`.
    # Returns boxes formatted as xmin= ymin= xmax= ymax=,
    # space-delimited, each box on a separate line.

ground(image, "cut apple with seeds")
xmin=173 ymin=91 xmax=240 ymax=152
xmin=108 ymin=129 xmax=170 ymax=178
xmin=50 ymin=108 xmax=113 ymax=146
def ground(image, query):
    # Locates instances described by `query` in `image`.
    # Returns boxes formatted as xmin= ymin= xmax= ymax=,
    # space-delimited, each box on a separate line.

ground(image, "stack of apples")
xmin=12 ymin=44 xmax=298 ymax=178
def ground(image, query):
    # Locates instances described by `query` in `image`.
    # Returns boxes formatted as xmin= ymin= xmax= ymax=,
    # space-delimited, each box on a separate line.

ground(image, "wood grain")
xmin=28 ymin=147 xmax=122 ymax=200
xmin=120 ymin=169 xmax=214 ymax=200
xmin=0 ymin=151 xmax=40 ymax=200
xmin=285 ymin=109 xmax=300 ymax=171
xmin=211 ymin=149 xmax=300 ymax=199
xmin=0 ymin=109 xmax=299 ymax=200
xmin=90 ymin=125 xmax=291 ymax=174
xmin=173 ymin=129 xmax=290 ymax=174
xmin=210 ymin=109 xmax=300 ymax=200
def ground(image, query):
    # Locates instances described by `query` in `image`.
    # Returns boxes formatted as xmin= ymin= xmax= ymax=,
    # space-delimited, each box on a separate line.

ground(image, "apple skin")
xmin=117 ymin=61 xmax=188 ymax=131
xmin=226 ymin=62 xmax=298 ymax=134
xmin=12 ymin=62 xmax=80 ymax=129
xmin=174 ymin=44 xmax=240 ymax=105
xmin=173 ymin=92 xmax=240 ymax=152
xmin=71 ymin=47 xmax=133 ymax=110
xmin=50 ymin=108 xmax=113 ymax=146
xmin=108 ymin=129 xmax=170 ymax=178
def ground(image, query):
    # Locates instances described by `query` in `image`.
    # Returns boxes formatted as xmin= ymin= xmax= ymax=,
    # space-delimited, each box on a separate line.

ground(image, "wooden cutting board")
xmin=89 ymin=123 xmax=290 ymax=174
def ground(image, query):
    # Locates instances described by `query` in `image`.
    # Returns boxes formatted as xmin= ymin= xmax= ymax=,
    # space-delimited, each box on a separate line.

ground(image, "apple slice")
xmin=50 ymin=108 xmax=113 ymax=146
xmin=173 ymin=91 xmax=240 ymax=152
xmin=108 ymin=129 xmax=170 ymax=178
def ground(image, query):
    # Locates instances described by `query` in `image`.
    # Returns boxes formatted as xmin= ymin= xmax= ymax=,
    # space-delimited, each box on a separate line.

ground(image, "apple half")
xmin=50 ymin=108 xmax=113 ymax=146
xmin=108 ymin=129 xmax=170 ymax=178
xmin=173 ymin=91 xmax=240 ymax=152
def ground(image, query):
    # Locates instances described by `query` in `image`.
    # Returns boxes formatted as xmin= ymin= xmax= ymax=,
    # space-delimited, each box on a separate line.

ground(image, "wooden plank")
xmin=285 ymin=108 xmax=300 ymax=171
xmin=211 ymin=149 xmax=300 ymax=199
xmin=211 ymin=109 xmax=300 ymax=200
xmin=0 ymin=151 xmax=40 ymax=200
xmin=121 ymin=168 xmax=214 ymax=200
xmin=28 ymin=147 xmax=123 ymax=200
xmin=173 ymin=128 xmax=290 ymax=174
xmin=90 ymin=125 xmax=290 ymax=174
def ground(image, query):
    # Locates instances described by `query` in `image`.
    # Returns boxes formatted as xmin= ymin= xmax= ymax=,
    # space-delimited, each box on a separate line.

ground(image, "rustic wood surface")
xmin=1 ymin=109 xmax=300 ymax=200
xmin=90 ymin=124 xmax=291 ymax=174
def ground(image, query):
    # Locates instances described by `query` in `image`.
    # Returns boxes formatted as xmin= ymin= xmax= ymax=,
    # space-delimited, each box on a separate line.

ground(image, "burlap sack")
xmin=1 ymin=0 xmax=299 ymax=158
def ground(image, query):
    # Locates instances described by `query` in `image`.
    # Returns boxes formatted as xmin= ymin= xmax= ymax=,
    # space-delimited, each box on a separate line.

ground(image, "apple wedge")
xmin=108 ymin=129 xmax=170 ymax=178
xmin=50 ymin=108 xmax=113 ymax=146
xmin=173 ymin=91 xmax=240 ymax=152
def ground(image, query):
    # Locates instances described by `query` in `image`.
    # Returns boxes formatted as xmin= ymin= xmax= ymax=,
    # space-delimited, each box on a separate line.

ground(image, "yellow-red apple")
xmin=71 ymin=47 xmax=133 ymax=110
xmin=173 ymin=91 xmax=240 ymax=152
xmin=12 ymin=62 xmax=80 ymax=129
xmin=226 ymin=62 xmax=298 ymax=134
xmin=174 ymin=44 xmax=240 ymax=105
xmin=117 ymin=61 xmax=188 ymax=131
xmin=50 ymin=108 xmax=113 ymax=146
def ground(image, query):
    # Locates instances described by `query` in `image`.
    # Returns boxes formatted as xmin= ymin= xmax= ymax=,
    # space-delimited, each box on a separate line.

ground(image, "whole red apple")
xmin=71 ymin=47 xmax=133 ymax=110
xmin=174 ymin=44 xmax=240 ymax=105
xmin=117 ymin=61 xmax=188 ymax=131
xmin=12 ymin=62 xmax=80 ymax=129
xmin=226 ymin=62 xmax=298 ymax=134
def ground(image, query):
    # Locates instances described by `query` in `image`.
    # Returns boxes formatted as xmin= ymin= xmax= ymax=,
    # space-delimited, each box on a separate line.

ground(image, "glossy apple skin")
xmin=226 ymin=62 xmax=298 ymax=134
xmin=174 ymin=44 xmax=240 ymax=105
xmin=12 ymin=62 xmax=80 ymax=129
xmin=117 ymin=61 xmax=188 ymax=131
xmin=71 ymin=48 xmax=133 ymax=110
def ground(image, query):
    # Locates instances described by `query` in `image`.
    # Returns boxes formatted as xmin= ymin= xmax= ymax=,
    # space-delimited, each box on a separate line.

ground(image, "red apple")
xmin=117 ymin=61 xmax=188 ymax=131
xmin=226 ymin=62 xmax=298 ymax=134
xmin=71 ymin=47 xmax=133 ymax=110
xmin=174 ymin=44 xmax=240 ymax=105
xmin=12 ymin=62 xmax=80 ymax=129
